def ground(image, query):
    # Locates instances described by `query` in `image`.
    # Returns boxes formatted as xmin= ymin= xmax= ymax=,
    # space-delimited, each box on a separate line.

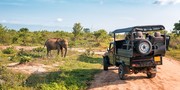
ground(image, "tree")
xmin=0 ymin=24 xmax=8 ymax=44
xmin=173 ymin=20 xmax=180 ymax=35
xmin=72 ymin=23 xmax=83 ymax=41
xmin=83 ymin=28 xmax=90 ymax=33
xmin=19 ymin=28 xmax=29 ymax=32
xmin=18 ymin=28 xmax=30 ymax=45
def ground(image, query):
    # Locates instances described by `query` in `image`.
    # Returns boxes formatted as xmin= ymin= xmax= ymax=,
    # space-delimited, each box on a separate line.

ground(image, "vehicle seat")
xmin=135 ymin=31 xmax=143 ymax=39
xmin=151 ymin=32 xmax=164 ymax=48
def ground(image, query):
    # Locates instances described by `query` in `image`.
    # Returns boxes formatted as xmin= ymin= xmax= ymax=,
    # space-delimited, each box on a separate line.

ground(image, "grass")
xmin=166 ymin=49 xmax=180 ymax=60
xmin=0 ymin=49 xmax=103 ymax=90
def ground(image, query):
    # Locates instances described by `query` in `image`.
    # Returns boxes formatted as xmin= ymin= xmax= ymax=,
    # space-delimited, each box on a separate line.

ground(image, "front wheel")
xmin=103 ymin=57 xmax=109 ymax=71
xmin=118 ymin=64 xmax=125 ymax=80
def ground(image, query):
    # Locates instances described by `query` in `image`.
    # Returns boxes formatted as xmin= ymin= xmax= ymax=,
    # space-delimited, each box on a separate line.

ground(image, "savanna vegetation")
xmin=0 ymin=22 xmax=109 ymax=90
xmin=1 ymin=20 xmax=180 ymax=89
xmin=0 ymin=23 xmax=111 ymax=48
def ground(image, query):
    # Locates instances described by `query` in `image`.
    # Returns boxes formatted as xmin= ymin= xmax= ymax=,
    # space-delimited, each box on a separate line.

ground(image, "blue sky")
xmin=0 ymin=0 xmax=180 ymax=32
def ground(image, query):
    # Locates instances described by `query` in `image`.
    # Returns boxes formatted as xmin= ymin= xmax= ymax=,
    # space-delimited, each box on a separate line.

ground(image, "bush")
xmin=17 ymin=48 xmax=43 ymax=58
xmin=32 ymin=47 xmax=45 ymax=52
xmin=169 ymin=35 xmax=180 ymax=49
xmin=19 ymin=56 xmax=32 ymax=64
xmin=2 ymin=47 xmax=16 ymax=54
xmin=0 ymin=66 xmax=27 ymax=89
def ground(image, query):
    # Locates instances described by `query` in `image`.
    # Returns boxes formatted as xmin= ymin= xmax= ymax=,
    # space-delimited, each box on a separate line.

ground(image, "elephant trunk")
xmin=64 ymin=47 xmax=67 ymax=57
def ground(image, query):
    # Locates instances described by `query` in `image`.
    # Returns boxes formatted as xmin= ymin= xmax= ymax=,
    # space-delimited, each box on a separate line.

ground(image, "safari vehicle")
xmin=103 ymin=25 xmax=170 ymax=80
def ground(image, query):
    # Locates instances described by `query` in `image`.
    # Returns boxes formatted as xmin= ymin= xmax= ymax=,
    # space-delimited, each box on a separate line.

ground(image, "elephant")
xmin=44 ymin=38 xmax=68 ymax=57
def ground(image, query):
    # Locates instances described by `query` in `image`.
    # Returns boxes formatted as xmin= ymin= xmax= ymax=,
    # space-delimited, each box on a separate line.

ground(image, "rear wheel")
xmin=118 ymin=64 xmax=125 ymax=80
xmin=103 ymin=57 xmax=109 ymax=71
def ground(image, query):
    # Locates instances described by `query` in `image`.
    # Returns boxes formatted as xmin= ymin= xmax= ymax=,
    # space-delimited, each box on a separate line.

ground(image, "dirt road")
xmin=89 ymin=57 xmax=180 ymax=90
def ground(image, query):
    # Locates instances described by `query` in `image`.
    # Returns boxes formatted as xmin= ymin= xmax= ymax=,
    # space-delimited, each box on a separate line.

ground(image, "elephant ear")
xmin=56 ymin=38 xmax=63 ymax=45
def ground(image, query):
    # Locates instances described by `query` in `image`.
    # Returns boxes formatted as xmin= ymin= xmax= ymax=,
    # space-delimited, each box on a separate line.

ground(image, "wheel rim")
xmin=139 ymin=42 xmax=150 ymax=54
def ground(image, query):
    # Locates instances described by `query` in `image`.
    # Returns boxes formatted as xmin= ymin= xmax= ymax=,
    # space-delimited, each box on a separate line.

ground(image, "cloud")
xmin=57 ymin=18 xmax=63 ymax=22
xmin=0 ymin=20 xmax=21 ymax=24
xmin=153 ymin=0 xmax=180 ymax=5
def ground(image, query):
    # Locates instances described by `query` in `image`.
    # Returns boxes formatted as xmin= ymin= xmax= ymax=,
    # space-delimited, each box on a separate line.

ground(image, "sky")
xmin=0 ymin=0 xmax=180 ymax=32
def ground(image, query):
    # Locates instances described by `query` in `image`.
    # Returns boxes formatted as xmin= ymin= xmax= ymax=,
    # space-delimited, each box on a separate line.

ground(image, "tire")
xmin=103 ymin=57 xmax=109 ymax=71
xmin=147 ymin=72 xmax=156 ymax=78
xmin=135 ymin=39 xmax=152 ymax=55
xmin=118 ymin=64 xmax=125 ymax=80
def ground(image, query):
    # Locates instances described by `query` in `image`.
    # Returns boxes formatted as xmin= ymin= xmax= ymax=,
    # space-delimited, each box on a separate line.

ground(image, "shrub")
xmin=2 ymin=47 xmax=16 ymax=54
xmin=19 ymin=56 xmax=32 ymax=64
xmin=32 ymin=47 xmax=45 ymax=52
xmin=0 ymin=65 xmax=27 ymax=89
xmin=17 ymin=48 xmax=42 ymax=58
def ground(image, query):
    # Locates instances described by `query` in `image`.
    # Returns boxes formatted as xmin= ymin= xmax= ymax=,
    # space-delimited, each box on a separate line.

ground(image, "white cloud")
xmin=57 ymin=18 xmax=63 ymax=22
xmin=0 ymin=20 xmax=22 ymax=24
xmin=154 ymin=0 xmax=180 ymax=5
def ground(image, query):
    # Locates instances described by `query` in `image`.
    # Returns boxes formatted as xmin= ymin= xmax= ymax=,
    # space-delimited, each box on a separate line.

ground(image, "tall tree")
xmin=18 ymin=28 xmax=30 ymax=45
xmin=173 ymin=20 xmax=180 ymax=35
xmin=72 ymin=23 xmax=83 ymax=41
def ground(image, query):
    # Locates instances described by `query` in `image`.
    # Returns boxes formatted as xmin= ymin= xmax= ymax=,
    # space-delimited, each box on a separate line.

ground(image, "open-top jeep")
xmin=103 ymin=25 xmax=170 ymax=80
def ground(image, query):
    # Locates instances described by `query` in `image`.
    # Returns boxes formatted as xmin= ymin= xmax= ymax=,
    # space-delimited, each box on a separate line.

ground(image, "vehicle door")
xmin=108 ymin=43 xmax=115 ymax=65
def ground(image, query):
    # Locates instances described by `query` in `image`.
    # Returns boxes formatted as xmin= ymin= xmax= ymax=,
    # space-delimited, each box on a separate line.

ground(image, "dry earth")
xmin=89 ymin=57 xmax=180 ymax=90
xmin=7 ymin=62 xmax=61 ymax=74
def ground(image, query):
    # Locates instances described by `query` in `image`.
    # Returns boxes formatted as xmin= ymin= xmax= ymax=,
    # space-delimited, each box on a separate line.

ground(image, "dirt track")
xmin=89 ymin=57 xmax=180 ymax=90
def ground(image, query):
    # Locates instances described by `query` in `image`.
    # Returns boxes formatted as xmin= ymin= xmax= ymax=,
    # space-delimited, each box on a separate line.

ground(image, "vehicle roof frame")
xmin=112 ymin=25 xmax=165 ymax=34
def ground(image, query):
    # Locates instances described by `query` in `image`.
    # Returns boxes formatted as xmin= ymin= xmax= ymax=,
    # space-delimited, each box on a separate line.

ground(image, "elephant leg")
xmin=57 ymin=49 xmax=60 ymax=55
xmin=60 ymin=47 xmax=63 ymax=57
xmin=47 ymin=49 xmax=50 ymax=57
xmin=64 ymin=47 xmax=67 ymax=57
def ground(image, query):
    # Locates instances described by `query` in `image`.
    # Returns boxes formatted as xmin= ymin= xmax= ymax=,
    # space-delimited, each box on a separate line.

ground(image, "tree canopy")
xmin=72 ymin=23 xmax=83 ymax=41
xmin=173 ymin=20 xmax=180 ymax=35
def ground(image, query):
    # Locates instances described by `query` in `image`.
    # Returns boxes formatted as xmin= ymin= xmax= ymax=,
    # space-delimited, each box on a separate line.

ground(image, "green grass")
xmin=166 ymin=49 xmax=180 ymax=60
xmin=0 ymin=49 xmax=102 ymax=90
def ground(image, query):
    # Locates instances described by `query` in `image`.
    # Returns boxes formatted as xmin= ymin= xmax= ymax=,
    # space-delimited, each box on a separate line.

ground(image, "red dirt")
xmin=89 ymin=57 xmax=180 ymax=90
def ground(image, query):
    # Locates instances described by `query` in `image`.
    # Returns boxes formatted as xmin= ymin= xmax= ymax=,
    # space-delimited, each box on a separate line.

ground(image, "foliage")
xmin=169 ymin=34 xmax=180 ymax=49
xmin=173 ymin=20 xmax=180 ymax=35
xmin=83 ymin=28 xmax=90 ymax=33
xmin=0 ymin=65 xmax=28 ymax=90
xmin=0 ymin=49 xmax=102 ymax=90
xmin=2 ymin=47 xmax=16 ymax=54
xmin=23 ymin=51 xmax=102 ymax=90
xmin=0 ymin=24 xmax=111 ymax=49
xmin=17 ymin=48 xmax=44 ymax=58
xmin=166 ymin=49 xmax=180 ymax=60
xmin=19 ymin=56 xmax=32 ymax=64
xmin=72 ymin=23 xmax=83 ymax=41
xmin=32 ymin=47 xmax=45 ymax=52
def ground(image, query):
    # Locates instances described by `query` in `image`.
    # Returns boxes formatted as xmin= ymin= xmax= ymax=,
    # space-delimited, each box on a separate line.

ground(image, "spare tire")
xmin=135 ymin=39 xmax=152 ymax=55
